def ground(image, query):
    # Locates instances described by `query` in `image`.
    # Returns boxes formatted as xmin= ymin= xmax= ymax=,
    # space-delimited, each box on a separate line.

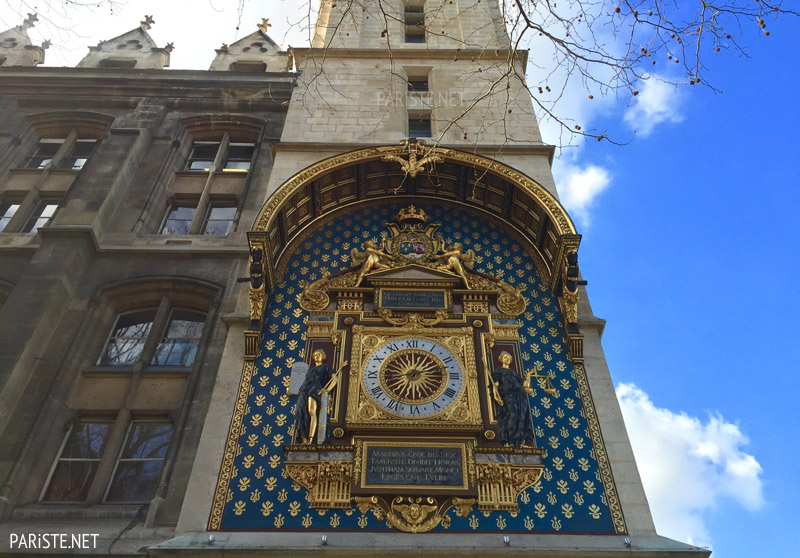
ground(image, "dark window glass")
xmin=186 ymin=142 xmax=220 ymax=171
xmin=152 ymin=310 xmax=205 ymax=366
xmin=105 ymin=423 xmax=173 ymax=502
xmin=202 ymin=205 xmax=236 ymax=236
xmin=409 ymin=118 xmax=432 ymax=137
xmin=408 ymin=79 xmax=429 ymax=92
xmin=160 ymin=205 xmax=197 ymax=235
xmin=42 ymin=422 xmax=112 ymax=501
xmin=0 ymin=202 xmax=20 ymax=232
xmin=21 ymin=202 xmax=58 ymax=233
xmin=405 ymin=6 xmax=425 ymax=43
xmin=98 ymin=310 xmax=155 ymax=366
xmin=224 ymin=143 xmax=255 ymax=172
xmin=25 ymin=140 xmax=63 ymax=169
xmin=61 ymin=139 xmax=96 ymax=170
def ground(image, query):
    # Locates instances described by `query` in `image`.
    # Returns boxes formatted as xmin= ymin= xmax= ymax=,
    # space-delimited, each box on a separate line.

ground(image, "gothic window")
xmin=21 ymin=201 xmax=59 ymax=233
xmin=97 ymin=309 xmax=205 ymax=367
xmin=25 ymin=138 xmax=96 ymax=170
xmin=41 ymin=421 xmax=113 ymax=501
xmin=105 ymin=421 xmax=173 ymax=502
xmin=405 ymin=4 xmax=425 ymax=43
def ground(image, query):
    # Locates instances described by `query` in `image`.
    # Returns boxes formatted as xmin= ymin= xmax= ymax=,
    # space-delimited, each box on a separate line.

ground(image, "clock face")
xmin=363 ymin=337 xmax=463 ymax=418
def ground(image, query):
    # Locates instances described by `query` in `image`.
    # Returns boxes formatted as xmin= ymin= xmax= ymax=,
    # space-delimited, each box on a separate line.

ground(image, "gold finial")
xmin=140 ymin=15 xmax=155 ymax=30
xmin=257 ymin=18 xmax=272 ymax=34
xmin=22 ymin=13 xmax=38 ymax=30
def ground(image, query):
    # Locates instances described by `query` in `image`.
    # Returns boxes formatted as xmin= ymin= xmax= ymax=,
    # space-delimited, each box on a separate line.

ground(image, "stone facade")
xmin=0 ymin=5 xmax=708 ymax=558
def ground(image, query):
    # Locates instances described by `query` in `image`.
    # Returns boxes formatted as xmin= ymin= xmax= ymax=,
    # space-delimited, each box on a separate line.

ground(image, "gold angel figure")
xmin=350 ymin=239 xmax=392 ymax=286
xmin=435 ymin=242 xmax=474 ymax=287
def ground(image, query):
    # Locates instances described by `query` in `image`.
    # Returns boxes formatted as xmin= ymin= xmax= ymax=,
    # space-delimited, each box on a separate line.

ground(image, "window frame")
xmin=103 ymin=420 xmax=174 ymax=503
xmin=40 ymin=420 xmax=114 ymax=503
xmin=21 ymin=200 xmax=59 ymax=233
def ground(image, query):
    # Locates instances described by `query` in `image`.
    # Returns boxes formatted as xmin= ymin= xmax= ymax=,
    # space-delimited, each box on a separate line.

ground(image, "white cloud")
xmin=623 ymin=76 xmax=684 ymax=136
xmin=617 ymin=383 xmax=764 ymax=548
xmin=552 ymin=160 xmax=611 ymax=228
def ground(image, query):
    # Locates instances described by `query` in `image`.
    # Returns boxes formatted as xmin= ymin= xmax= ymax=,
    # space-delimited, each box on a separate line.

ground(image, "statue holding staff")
xmin=491 ymin=351 xmax=535 ymax=448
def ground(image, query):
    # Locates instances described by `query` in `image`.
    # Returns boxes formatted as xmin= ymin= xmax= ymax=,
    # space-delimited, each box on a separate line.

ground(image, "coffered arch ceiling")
xmin=252 ymin=145 xmax=580 ymax=290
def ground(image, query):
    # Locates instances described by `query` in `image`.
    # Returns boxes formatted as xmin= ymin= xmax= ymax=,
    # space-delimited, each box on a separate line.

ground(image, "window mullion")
xmin=188 ymin=133 xmax=229 ymax=235
xmin=137 ymin=296 xmax=172 ymax=369
xmin=48 ymin=129 xmax=79 ymax=170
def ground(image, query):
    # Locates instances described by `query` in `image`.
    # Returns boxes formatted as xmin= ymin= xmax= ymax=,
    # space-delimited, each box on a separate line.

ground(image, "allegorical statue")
xmin=351 ymin=239 xmax=392 ymax=286
xmin=491 ymin=351 xmax=535 ymax=448
xmin=293 ymin=350 xmax=345 ymax=444
xmin=435 ymin=242 xmax=474 ymax=287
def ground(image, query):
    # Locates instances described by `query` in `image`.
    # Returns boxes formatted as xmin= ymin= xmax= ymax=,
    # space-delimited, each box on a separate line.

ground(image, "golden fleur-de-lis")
xmin=552 ymin=344 xmax=563 ymax=354
xmin=238 ymin=477 xmax=251 ymax=492
xmin=468 ymin=515 xmax=480 ymax=529
xmin=583 ymin=480 xmax=596 ymax=494
xmin=269 ymin=324 xmax=278 ymax=333
xmin=520 ymin=490 xmax=531 ymax=504
xmin=573 ymin=492 xmax=584 ymax=506
xmin=547 ymin=491 xmax=558 ymax=505
xmin=578 ymin=458 xmax=590 ymax=472
xmin=330 ymin=513 xmax=341 ymax=528
xmin=251 ymin=414 xmax=263 ymax=426
xmin=272 ymin=434 xmax=284 ymax=447
xmin=556 ymin=480 xmax=569 ymax=495
xmin=255 ymin=466 xmax=265 ymax=479
xmin=288 ymin=501 xmax=302 ymax=516
xmin=544 ymin=416 xmax=555 ymax=428
xmin=560 ymin=426 xmax=569 ymax=437
xmin=556 ymin=361 xmax=567 ymax=372
xmin=279 ymin=394 xmax=290 ymax=406
xmin=255 ymin=395 xmax=266 ymax=407
xmin=569 ymin=469 xmax=579 ymax=482
xmin=524 ymin=516 xmax=535 ymax=530
xmin=302 ymin=513 xmax=314 ymax=528
xmin=544 ymin=352 xmax=553 ymax=362
xmin=275 ymin=414 xmax=287 ymax=426
xmin=288 ymin=340 xmax=298 ymax=350
xmin=561 ymin=503 xmax=574 ymax=518
xmin=265 ymin=477 xmax=277 ymax=491
xmin=259 ymin=444 xmax=269 ymax=459
xmin=243 ymin=454 xmax=255 ymax=468
xmin=247 ymin=434 xmax=259 ymax=447
xmin=233 ymin=500 xmax=246 ymax=515
xmin=277 ymin=489 xmax=288 ymax=502
xmin=541 ymin=397 xmax=552 ymax=410
xmin=274 ymin=513 xmax=285 ymax=528
xmin=534 ymin=503 xmax=547 ymax=518
xmin=569 ymin=417 xmax=580 ymax=429
xmin=496 ymin=516 xmax=507 ymax=529
xmin=552 ymin=457 xmax=565 ymax=471
xmin=266 ymin=404 xmax=276 ymax=416
xmin=261 ymin=500 xmax=274 ymax=516
xmin=259 ymin=375 xmax=269 ymax=387
xmin=285 ymin=357 xmax=295 ymax=368
xmin=290 ymin=324 xmax=301 ymax=333
xmin=551 ymin=517 xmax=562 ymax=530
xmin=269 ymin=385 xmax=279 ymax=396
xmin=358 ymin=515 xmax=368 ymax=528
xmin=269 ymin=455 xmax=281 ymax=469
xmin=537 ymin=319 xmax=546 ymax=328
xmin=535 ymin=426 xmax=545 ymax=438
xmin=560 ymin=378 xmax=571 ymax=390
xmin=564 ymin=447 xmax=574 ymax=460
xmin=588 ymin=504 xmax=602 ymax=519
xmin=282 ymin=376 xmax=291 ymax=387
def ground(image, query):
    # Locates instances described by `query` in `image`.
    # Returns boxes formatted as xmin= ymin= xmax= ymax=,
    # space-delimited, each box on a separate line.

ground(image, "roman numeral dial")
xmin=363 ymin=337 xmax=463 ymax=418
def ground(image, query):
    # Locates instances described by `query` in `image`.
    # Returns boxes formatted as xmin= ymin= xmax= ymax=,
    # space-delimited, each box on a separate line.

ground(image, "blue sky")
xmin=7 ymin=1 xmax=798 ymax=555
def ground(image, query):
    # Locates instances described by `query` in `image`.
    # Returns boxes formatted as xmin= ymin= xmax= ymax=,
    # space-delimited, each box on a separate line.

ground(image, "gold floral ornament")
xmin=354 ymin=495 xmax=476 ymax=533
xmin=381 ymin=139 xmax=445 ymax=178
xmin=496 ymin=280 xmax=527 ymax=316
xmin=298 ymin=271 xmax=331 ymax=312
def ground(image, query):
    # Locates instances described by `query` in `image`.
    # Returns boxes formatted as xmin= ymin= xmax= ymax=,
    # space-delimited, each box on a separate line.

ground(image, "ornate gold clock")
xmin=362 ymin=337 xmax=463 ymax=418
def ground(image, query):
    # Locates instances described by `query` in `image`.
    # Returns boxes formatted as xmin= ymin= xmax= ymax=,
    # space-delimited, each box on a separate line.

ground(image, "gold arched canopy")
xmin=250 ymin=145 xmax=580 ymax=291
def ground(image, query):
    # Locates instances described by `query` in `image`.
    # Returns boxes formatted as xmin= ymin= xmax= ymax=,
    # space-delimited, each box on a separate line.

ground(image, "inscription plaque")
xmin=361 ymin=442 xmax=468 ymax=490
xmin=380 ymin=289 xmax=446 ymax=310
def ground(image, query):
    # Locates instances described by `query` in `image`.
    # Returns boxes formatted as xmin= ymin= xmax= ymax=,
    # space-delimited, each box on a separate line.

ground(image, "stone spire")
xmin=0 ymin=13 xmax=49 ymax=67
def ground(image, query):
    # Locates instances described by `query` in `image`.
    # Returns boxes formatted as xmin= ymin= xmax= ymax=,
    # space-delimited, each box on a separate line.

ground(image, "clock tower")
xmin=171 ymin=2 xmax=709 ymax=556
